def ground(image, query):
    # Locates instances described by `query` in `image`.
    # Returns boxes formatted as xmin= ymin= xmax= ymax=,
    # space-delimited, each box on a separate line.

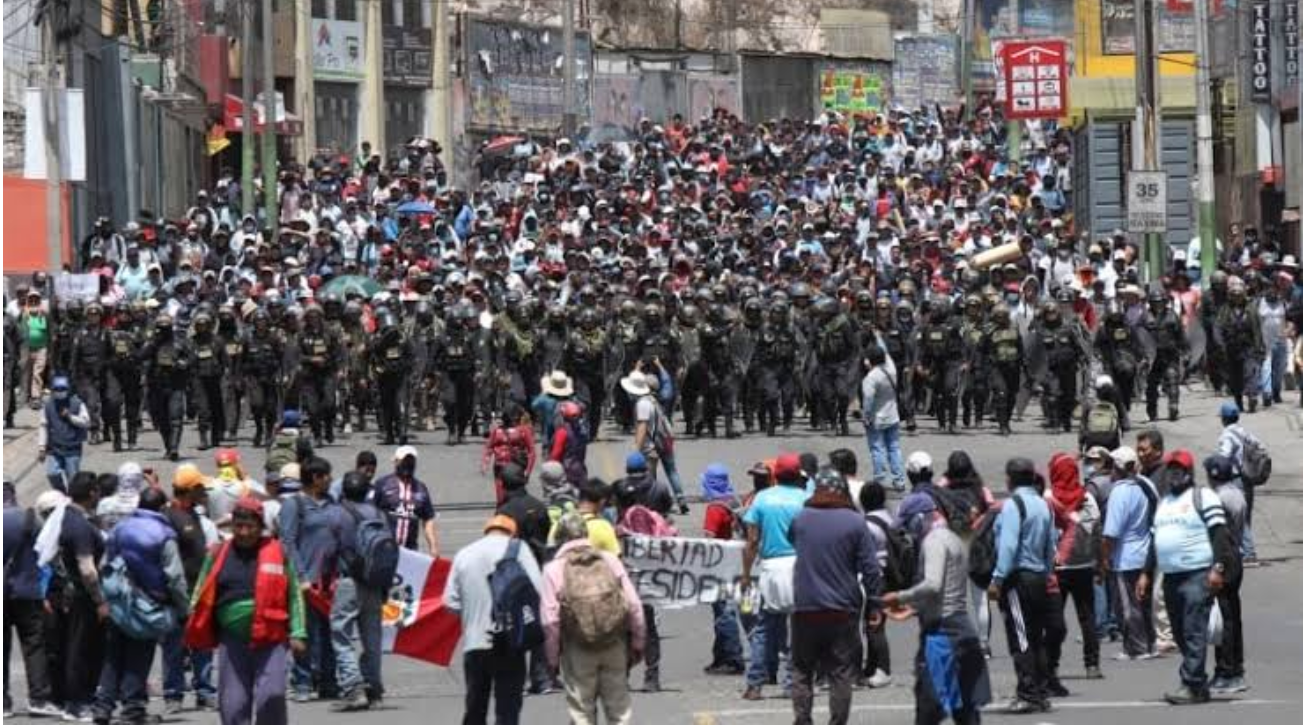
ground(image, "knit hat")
xmin=700 ymin=463 xmax=734 ymax=502
xmin=625 ymin=452 xmax=648 ymax=473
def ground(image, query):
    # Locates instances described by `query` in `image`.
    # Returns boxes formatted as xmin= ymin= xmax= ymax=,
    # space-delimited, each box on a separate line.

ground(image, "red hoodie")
xmin=1046 ymin=453 xmax=1094 ymax=569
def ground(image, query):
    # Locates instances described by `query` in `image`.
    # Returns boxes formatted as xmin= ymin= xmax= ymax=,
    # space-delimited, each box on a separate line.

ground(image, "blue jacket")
xmin=44 ymin=397 xmax=87 ymax=456
xmin=991 ymin=487 xmax=1058 ymax=583
xmin=110 ymin=510 xmax=176 ymax=600
xmin=279 ymin=492 xmax=343 ymax=583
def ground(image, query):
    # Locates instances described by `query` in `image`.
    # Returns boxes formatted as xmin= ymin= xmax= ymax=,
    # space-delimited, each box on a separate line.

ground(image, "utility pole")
xmin=1006 ymin=0 xmax=1022 ymax=164
xmin=294 ymin=0 xmax=316 ymax=163
xmin=561 ymin=0 xmax=576 ymax=137
xmin=261 ymin=0 xmax=278 ymax=230
xmin=1133 ymin=0 xmax=1164 ymax=281
xmin=241 ymin=0 xmax=255 ymax=215
xmin=961 ymin=0 xmax=973 ymax=111
xmin=43 ymin=19 xmax=63 ymax=272
xmin=430 ymin=0 xmax=453 ymax=174
xmin=1194 ymin=0 xmax=1218 ymax=278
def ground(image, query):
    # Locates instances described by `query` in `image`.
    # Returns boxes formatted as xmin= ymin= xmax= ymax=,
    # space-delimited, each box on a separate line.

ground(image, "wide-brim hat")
xmin=540 ymin=370 xmax=574 ymax=397
xmin=620 ymin=371 xmax=652 ymax=397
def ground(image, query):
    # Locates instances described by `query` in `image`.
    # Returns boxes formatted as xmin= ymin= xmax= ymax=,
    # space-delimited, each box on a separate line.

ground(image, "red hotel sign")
xmin=1002 ymin=40 xmax=1068 ymax=119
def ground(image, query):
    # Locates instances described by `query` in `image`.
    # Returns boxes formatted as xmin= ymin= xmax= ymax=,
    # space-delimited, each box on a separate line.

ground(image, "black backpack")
xmin=968 ymin=499 xmax=1023 ymax=589
xmin=489 ymin=539 xmax=544 ymax=651
xmin=341 ymin=502 xmax=400 ymax=591
xmin=868 ymin=514 xmax=918 ymax=592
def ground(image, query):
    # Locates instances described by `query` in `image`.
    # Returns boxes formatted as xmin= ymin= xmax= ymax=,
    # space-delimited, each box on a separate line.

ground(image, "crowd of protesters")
xmin=2 ymin=97 xmax=1299 ymax=724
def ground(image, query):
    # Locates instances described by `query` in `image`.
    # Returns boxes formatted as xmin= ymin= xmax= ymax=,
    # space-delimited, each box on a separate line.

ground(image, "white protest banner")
xmin=53 ymin=273 xmax=100 ymax=303
xmin=621 ymin=535 xmax=749 ymax=609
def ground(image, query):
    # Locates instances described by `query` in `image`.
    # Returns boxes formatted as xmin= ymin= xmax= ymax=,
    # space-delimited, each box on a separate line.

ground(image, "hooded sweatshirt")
xmin=1046 ymin=453 xmax=1100 ymax=570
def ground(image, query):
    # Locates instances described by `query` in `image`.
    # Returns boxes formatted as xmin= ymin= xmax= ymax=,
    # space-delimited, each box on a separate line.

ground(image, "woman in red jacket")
xmin=481 ymin=403 xmax=537 ymax=504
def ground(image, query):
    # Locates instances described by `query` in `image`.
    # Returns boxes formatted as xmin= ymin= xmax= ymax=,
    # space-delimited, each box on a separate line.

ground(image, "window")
xmin=312 ymin=0 xmax=328 ymax=18
xmin=402 ymin=0 xmax=421 ymax=27
xmin=335 ymin=0 xmax=356 ymax=22
xmin=383 ymin=0 xmax=395 ymax=26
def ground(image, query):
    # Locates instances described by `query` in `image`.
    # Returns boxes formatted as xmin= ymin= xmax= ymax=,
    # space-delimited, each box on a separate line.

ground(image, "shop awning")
xmin=224 ymin=93 xmax=304 ymax=136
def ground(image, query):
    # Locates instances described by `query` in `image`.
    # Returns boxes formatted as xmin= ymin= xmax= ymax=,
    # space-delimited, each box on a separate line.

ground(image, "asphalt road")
xmin=3 ymin=383 xmax=1302 ymax=724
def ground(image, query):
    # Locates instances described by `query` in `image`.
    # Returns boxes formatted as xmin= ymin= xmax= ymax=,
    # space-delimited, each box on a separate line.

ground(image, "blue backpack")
xmin=489 ymin=539 xmax=543 ymax=651
xmin=342 ymin=502 xmax=400 ymax=591
xmin=101 ymin=555 xmax=177 ymax=641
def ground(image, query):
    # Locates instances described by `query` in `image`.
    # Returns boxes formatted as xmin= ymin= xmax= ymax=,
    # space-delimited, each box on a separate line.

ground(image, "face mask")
xmin=396 ymin=458 xmax=416 ymax=478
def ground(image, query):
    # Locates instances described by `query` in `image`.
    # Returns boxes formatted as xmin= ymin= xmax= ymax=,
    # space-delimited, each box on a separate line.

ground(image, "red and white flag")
xmin=381 ymin=549 xmax=462 ymax=666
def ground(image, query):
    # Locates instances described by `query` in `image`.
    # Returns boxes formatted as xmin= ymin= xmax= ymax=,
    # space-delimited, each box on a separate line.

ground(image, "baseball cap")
xmin=394 ymin=445 xmax=419 ymax=462
xmin=625 ymin=452 xmax=648 ymax=472
xmin=1110 ymin=446 xmax=1139 ymax=470
xmin=905 ymin=451 xmax=933 ymax=476
xmin=1203 ymin=453 xmax=1236 ymax=482
xmin=172 ymin=463 xmax=207 ymax=491
xmin=232 ymin=496 xmax=264 ymax=520
xmin=281 ymin=409 xmax=301 ymax=428
xmin=484 ymin=514 xmax=518 ymax=536
xmin=215 ymin=448 xmax=240 ymax=467
xmin=279 ymin=463 xmax=301 ymax=483
xmin=1164 ymin=449 xmax=1195 ymax=472
xmin=1219 ymin=402 xmax=1240 ymax=420
xmin=1095 ymin=374 xmax=1114 ymax=389
xmin=1084 ymin=446 xmax=1112 ymax=463
xmin=773 ymin=453 xmax=803 ymax=483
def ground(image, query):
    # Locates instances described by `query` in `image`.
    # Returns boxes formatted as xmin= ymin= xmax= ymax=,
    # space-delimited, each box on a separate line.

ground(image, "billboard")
xmin=312 ymin=18 xmax=365 ymax=82
xmin=817 ymin=60 xmax=891 ymax=114
xmin=464 ymin=17 xmax=592 ymax=132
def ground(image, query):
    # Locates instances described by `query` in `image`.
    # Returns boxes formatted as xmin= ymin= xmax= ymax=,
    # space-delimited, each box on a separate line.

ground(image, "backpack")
xmin=707 ymin=499 xmax=746 ymax=539
xmin=341 ymin=502 xmax=400 ymax=591
xmin=1083 ymin=403 xmax=1119 ymax=448
xmin=867 ymin=514 xmax=918 ymax=592
xmin=101 ymin=554 xmax=177 ymax=641
xmin=489 ymin=539 xmax=544 ymax=651
xmin=968 ymin=499 xmax=1022 ymax=589
xmin=559 ymin=545 xmax=628 ymax=646
xmin=1240 ymin=431 xmax=1272 ymax=487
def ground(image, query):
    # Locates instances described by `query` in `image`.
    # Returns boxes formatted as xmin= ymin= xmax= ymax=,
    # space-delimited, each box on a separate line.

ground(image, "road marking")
xmin=696 ymin=697 xmax=1292 ymax=718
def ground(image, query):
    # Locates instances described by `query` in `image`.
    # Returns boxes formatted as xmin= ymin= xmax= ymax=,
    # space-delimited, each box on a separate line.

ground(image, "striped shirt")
xmin=1154 ymin=486 xmax=1226 ymax=575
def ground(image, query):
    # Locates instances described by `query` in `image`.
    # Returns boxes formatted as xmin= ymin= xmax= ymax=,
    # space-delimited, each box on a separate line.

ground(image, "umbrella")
xmin=320 ymin=275 xmax=382 ymax=299
xmin=396 ymin=200 xmax=437 ymax=215
xmin=483 ymin=135 xmax=526 ymax=155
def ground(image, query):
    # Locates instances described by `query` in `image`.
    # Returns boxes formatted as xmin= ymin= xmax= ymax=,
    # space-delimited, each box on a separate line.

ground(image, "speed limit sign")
xmin=1127 ymin=170 xmax=1168 ymax=233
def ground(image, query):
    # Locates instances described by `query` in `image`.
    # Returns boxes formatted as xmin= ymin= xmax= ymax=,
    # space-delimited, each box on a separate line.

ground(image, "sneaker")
xmin=164 ymin=699 xmax=185 ymax=715
xmin=1155 ymin=639 xmax=1179 ymax=655
xmin=1086 ymin=666 xmax=1104 ymax=680
xmin=28 ymin=701 xmax=63 ymax=718
xmin=292 ymin=690 xmax=312 ymax=703
xmin=331 ymin=690 xmax=370 ymax=712
xmin=1046 ymin=681 xmax=1070 ymax=698
xmin=1242 ymin=557 xmax=1263 ymax=569
xmin=703 ymin=662 xmax=745 ymax=676
xmin=1164 ymin=686 xmax=1210 ymax=705
xmin=61 ymin=705 xmax=93 ymax=723
xmin=741 ymin=687 xmax=764 ymax=701
xmin=866 ymin=669 xmax=892 ymax=689
xmin=1211 ymin=676 xmax=1249 ymax=694
xmin=1004 ymin=698 xmax=1043 ymax=714
xmin=195 ymin=696 xmax=217 ymax=711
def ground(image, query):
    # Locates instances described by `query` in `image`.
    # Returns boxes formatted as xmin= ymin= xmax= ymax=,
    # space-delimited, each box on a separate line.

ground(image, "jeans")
xmin=462 ymin=643 xmax=526 ymax=725
xmin=790 ymin=614 xmax=861 ymax=724
xmin=650 ymin=451 xmax=687 ymax=503
xmin=1110 ymin=569 xmax=1155 ymax=657
xmin=291 ymin=608 xmax=337 ymax=697
xmin=1214 ymin=569 xmax=1244 ymax=680
xmin=711 ymin=600 xmax=744 ymax=668
xmin=161 ymin=628 xmax=215 ymax=702
xmin=1262 ymin=339 xmax=1289 ymax=400
xmin=44 ymin=453 xmax=80 ymax=492
xmin=331 ymin=577 xmax=384 ymax=697
xmin=865 ymin=423 xmax=907 ymax=488
xmin=4 ymin=599 xmax=52 ymax=707
xmin=92 ymin=624 xmax=156 ymax=722
xmin=1094 ymin=580 xmax=1119 ymax=638
xmin=1162 ymin=569 xmax=1214 ymax=691
xmin=745 ymin=611 xmax=792 ymax=690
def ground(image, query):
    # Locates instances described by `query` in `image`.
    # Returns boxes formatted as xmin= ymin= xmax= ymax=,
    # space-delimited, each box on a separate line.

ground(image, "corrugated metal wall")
xmin=741 ymin=55 xmax=814 ymax=123
xmin=1073 ymin=117 xmax=1195 ymax=250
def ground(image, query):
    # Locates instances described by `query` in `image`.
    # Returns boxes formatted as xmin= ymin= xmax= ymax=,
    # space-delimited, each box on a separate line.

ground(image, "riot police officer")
xmin=917 ymin=298 xmax=964 ymax=434
xmin=738 ymin=298 xmax=766 ymax=433
xmin=241 ymin=310 xmax=284 ymax=447
xmin=408 ymin=300 xmax=442 ymax=432
xmin=1141 ymin=288 xmax=1190 ymax=421
xmin=537 ymin=304 xmax=570 ymax=377
xmin=1095 ymin=306 xmax=1143 ymax=430
xmin=435 ymin=304 xmax=480 ymax=444
xmin=371 ymin=309 xmax=412 ymax=445
xmin=564 ymin=308 xmax=609 ymax=438
xmin=986 ymin=304 xmax=1024 ymax=436
xmin=609 ymin=299 xmax=644 ymax=433
xmin=812 ymin=296 xmax=859 ymax=435
xmin=217 ymin=303 xmax=245 ymax=440
xmin=69 ymin=303 xmax=111 ymax=445
xmin=498 ymin=290 xmax=539 ymax=409
xmin=108 ymin=302 xmax=144 ymax=449
xmin=1214 ymin=277 xmax=1265 ymax=413
xmin=875 ymin=298 xmax=918 ymax=432
xmin=140 ymin=313 xmax=192 ymax=460
xmin=1032 ymin=301 xmax=1080 ymax=432
xmin=758 ymin=301 xmax=800 ymax=436
xmin=1199 ymin=270 xmax=1229 ymax=393
xmin=699 ymin=304 xmax=741 ymax=439
xmin=672 ymin=304 xmax=704 ymax=436
xmin=190 ymin=309 xmax=229 ymax=450
xmin=959 ymin=295 xmax=992 ymax=428
xmin=297 ymin=304 xmax=342 ymax=446
xmin=340 ymin=299 xmax=372 ymax=434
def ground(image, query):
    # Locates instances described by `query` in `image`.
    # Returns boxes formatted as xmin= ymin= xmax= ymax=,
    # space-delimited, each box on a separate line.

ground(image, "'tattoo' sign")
xmin=1003 ymin=40 xmax=1068 ymax=119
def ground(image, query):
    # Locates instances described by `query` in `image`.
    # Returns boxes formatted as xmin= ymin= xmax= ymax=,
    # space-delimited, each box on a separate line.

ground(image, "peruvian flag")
xmin=381 ymin=549 xmax=463 ymax=666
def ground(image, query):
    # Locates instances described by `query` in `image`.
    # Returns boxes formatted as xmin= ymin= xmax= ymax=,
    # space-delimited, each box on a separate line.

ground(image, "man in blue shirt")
xmin=988 ymin=457 xmax=1058 ymax=714
xmin=1100 ymin=445 xmax=1158 ymax=660
xmin=739 ymin=453 xmax=809 ymax=701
